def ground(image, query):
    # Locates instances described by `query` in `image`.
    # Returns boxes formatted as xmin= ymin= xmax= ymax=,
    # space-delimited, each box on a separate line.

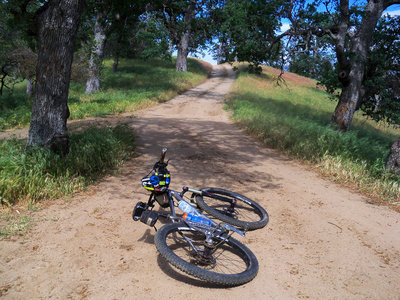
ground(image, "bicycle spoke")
xmin=204 ymin=196 xmax=261 ymax=223
xmin=165 ymin=229 xmax=248 ymax=274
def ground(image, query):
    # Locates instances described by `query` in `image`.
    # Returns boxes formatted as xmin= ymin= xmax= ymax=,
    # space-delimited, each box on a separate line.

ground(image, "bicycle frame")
xmin=144 ymin=189 xmax=207 ymax=224
xmin=132 ymin=148 xmax=262 ymax=286
xmin=136 ymin=187 xmax=245 ymax=238
xmin=133 ymin=147 xmax=246 ymax=249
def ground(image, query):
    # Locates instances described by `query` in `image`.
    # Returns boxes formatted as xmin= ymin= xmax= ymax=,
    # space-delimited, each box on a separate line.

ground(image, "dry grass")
xmin=227 ymin=65 xmax=400 ymax=206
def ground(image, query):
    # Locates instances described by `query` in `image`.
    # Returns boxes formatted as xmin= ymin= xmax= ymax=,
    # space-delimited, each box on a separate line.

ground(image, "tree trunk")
xmin=386 ymin=136 xmax=400 ymax=176
xmin=309 ymin=36 xmax=318 ymax=78
xmin=331 ymin=62 xmax=364 ymax=131
xmin=217 ymin=41 xmax=223 ymax=65
xmin=330 ymin=0 xmax=386 ymax=132
xmin=373 ymin=94 xmax=381 ymax=112
xmin=112 ymin=55 xmax=119 ymax=73
xmin=175 ymin=6 xmax=193 ymax=72
xmin=27 ymin=0 xmax=84 ymax=155
xmin=26 ymin=78 xmax=34 ymax=98
xmin=85 ymin=11 xmax=107 ymax=94
xmin=168 ymin=39 xmax=174 ymax=54
xmin=176 ymin=31 xmax=190 ymax=72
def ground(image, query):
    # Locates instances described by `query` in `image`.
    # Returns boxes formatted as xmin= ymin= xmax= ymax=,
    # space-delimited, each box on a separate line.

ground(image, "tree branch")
xmin=383 ymin=0 xmax=400 ymax=7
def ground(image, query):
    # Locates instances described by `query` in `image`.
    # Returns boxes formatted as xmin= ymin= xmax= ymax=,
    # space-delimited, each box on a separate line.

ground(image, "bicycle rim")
xmin=154 ymin=223 xmax=258 ymax=286
xmin=196 ymin=187 xmax=269 ymax=230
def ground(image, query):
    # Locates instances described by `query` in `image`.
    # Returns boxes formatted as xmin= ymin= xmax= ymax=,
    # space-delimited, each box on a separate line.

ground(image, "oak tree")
xmin=160 ymin=0 xmax=215 ymax=72
xmin=281 ymin=0 xmax=400 ymax=131
xmin=27 ymin=0 xmax=84 ymax=154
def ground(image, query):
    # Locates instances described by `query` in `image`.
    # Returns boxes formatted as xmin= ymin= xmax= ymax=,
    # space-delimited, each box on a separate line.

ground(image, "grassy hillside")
xmin=0 ymin=58 xmax=211 ymax=131
xmin=0 ymin=58 xmax=210 ymax=208
xmin=227 ymin=65 xmax=400 ymax=204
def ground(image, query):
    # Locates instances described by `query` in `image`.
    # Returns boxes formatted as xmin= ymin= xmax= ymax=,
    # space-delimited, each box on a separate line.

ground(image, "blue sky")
xmin=198 ymin=3 xmax=400 ymax=65
xmin=197 ymin=52 xmax=217 ymax=65
xmin=385 ymin=4 xmax=400 ymax=17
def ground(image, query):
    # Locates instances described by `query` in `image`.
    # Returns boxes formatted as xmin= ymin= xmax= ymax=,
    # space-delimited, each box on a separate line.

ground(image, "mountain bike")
xmin=132 ymin=148 xmax=269 ymax=286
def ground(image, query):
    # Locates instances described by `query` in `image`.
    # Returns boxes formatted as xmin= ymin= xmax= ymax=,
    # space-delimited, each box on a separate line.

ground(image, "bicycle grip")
xmin=160 ymin=147 xmax=167 ymax=163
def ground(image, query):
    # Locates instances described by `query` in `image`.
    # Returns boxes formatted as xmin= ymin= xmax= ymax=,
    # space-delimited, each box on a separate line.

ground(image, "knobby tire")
xmin=154 ymin=222 xmax=259 ymax=286
xmin=195 ymin=187 xmax=269 ymax=231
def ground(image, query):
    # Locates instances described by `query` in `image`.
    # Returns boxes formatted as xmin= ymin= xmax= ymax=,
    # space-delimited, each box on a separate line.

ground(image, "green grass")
xmin=0 ymin=57 xmax=209 ymax=211
xmin=0 ymin=57 xmax=210 ymax=130
xmin=0 ymin=213 xmax=32 ymax=239
xmin=0 ymin=90 xmax=32 ymax=130
xmin=227 ymin=65 xmax=400 ymax=203
xmin=0 ymin=125 xmax=135 ymax=206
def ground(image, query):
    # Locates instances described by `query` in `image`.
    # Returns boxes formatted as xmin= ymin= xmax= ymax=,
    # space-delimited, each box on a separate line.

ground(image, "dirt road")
xmin=1 ymin=65 xmax=400 ymax=299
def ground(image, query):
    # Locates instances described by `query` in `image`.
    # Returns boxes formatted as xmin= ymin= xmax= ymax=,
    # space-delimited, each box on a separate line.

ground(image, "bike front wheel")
xmin=196 ymin=187 xmax=269 ymax=231
xmin=154 ymin=222 xmax=258 ymax=286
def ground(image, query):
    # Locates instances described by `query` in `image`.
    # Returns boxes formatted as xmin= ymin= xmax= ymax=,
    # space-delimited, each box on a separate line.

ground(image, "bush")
xmin=0 ymin=125 xmax=134 ymax=205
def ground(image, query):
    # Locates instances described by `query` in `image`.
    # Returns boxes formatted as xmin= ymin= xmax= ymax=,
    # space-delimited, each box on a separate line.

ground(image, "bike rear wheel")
xmin=154 ymin=222 xmax=258 ymax=286
xmin=196 ymin=187 xmax=269 ymax=231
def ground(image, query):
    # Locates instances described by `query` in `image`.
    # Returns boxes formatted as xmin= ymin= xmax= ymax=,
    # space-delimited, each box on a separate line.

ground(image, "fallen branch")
xmin=328 ymin=221 xmax=342 ymax=232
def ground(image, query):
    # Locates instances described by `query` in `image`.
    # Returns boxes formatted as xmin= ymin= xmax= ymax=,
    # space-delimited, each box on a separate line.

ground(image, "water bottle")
xmin=178 ymin=200 xmax=200 ymax=216
xmin=182 ymin=213 xmax=212 ymax=226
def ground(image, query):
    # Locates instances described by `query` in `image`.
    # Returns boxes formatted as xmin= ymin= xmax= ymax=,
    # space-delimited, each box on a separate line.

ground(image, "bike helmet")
xmin=142 ymin=171 xmax=170 ymax=193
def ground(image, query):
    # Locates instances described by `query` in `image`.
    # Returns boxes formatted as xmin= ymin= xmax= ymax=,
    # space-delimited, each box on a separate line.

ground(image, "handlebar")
xmin=160 ymin=147 xmax=167 ymax=163
xmin=152 ymin=147 xmax=168 ymax=171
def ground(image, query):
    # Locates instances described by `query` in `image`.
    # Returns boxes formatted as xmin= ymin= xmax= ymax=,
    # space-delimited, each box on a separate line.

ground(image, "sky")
xmin=197 ymin=51 xmax=217 ymax=65
xmin=385 ymin=5 xmax=400 ymax=17
xmin=198 ymin=3 xmax=400 ymax=65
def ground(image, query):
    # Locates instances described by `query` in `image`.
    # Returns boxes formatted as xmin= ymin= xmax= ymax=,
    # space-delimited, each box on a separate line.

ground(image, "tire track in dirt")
xmin=1 ymin=64 xmax=400 ymax=299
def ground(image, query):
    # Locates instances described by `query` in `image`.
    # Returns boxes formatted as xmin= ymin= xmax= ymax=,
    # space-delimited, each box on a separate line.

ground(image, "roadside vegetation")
xmin=0 ymin=212 xmax=33 ymax=238
xmin=227 ymin=65 xmax=400 ymax=204
xmin=0 ymin=57 xmax=210 ymax=237
xmin=0 ymin=58 xmax=209 ymax=205
xmin=0 ymin=124 xmax=135 ymax=238
xmin=0 ymin=58 xmax=210 ymax=131
xmin=0 ymin=125 xmax=134 ymax=206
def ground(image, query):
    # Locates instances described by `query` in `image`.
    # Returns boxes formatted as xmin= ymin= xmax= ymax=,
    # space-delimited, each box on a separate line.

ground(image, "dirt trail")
xmin=1 ymin=65 xmax=400 ymax=299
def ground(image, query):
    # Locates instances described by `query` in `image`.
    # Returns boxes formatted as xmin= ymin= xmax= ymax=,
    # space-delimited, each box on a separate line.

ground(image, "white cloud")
xmin=275 ymin=23 xmax=291 ymax=35
xmin=280 ymin=23 xmax=291 ymax=32
xmin=384 ymin=9 xmax=400 ymax=17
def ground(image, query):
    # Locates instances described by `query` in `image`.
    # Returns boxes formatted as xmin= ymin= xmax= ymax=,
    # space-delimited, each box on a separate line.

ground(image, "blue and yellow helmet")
xmin=142 ymin=171 xmax=170 ymax=193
